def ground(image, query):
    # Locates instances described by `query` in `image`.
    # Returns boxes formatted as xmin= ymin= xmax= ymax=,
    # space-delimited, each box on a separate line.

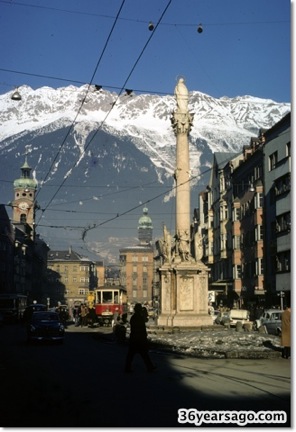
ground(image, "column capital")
xmin=170 ymin=111 xmax=194 ymax=136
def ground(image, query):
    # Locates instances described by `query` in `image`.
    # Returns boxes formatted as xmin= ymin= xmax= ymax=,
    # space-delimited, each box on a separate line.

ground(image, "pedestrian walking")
xmin=281 ymin=304 xmax=291 ymax=359
xmin=125 ymin=303 xmax=156 ymax=373
xmin=80 ymin=304 xmax=88 ymax=327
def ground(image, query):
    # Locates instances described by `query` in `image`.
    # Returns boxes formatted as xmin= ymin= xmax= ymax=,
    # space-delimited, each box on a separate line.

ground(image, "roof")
xmin=214 ymin=152 xmax=240 ymax=169
xmin=119 ymin=244 xmax=154 ymax=253
xmin=48 ymin=249 xmax=93 ymax=262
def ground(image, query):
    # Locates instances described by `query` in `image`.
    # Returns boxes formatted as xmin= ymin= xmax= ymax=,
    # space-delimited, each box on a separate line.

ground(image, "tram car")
xmin=94 ymin=286 xmax=128 ymax=326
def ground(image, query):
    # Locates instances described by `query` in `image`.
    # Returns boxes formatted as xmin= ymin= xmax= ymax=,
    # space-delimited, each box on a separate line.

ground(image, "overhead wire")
xmin=35 ymin=0 xmax=173 ymax=228
xmin=0 ymin=0 xmax=288 ymax=26
xmin=34 ymin=0 xmax=126 ymax=202
xmin=0 ymin=68 xmax=171 ymax=96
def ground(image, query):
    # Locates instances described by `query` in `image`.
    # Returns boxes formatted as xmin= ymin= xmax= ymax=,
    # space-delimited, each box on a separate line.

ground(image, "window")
xmin=233 ymin=207 xmax=241 ymax=221
xmin=20 ymin=214 xmax=27 ymax=223
xmin=276 ymin=212 xmax=291 ymax=233
xmin=102 ymin=291 xmax=112 ymax=303
xmin=233 ymin=265 xmax=242 ymax=279
xmin=276 ymin=252 xmax=290 ymax=272
xmin=78 ymin=289 xmax=86 ymax=295
xmin=233 ymin=236 xmax=241 ymax=249
xmin=269 ymin=151 xmax=278 ymax=171
xmin=255 ymin=192 xmax=263 ymax=208
xmin=275 ymin=174 xmax=291 ymax=196
xmin=256 ymin=258 xmax=263 ymax=275
xmin=286 ymin=141 xmax=291 ymax=157
xmin=132 ymin=256 xmax=138 ymax=262
xmin=255 ymin=225 xmax=263 ymax=241
xmin=220 ymin=234 xmax=226 ymax=250
xmin=132 ymin=290 xmax=137 ymax=298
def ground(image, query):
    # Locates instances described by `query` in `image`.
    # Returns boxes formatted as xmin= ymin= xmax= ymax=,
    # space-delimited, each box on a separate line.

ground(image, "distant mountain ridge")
xmin=0 ymin=85 xmax=290 ymax=262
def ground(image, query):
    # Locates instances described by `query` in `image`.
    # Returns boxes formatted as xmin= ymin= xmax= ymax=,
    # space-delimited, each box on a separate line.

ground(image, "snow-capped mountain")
xmin=0 ymin=85 xmax=290 ymax=262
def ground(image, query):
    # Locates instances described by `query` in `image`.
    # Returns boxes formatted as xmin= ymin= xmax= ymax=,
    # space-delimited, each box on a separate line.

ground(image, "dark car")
xmin=23 ymin=303 xmax=47 ymax=323
xmin=27 ymin=311 xmax=65 ymax=343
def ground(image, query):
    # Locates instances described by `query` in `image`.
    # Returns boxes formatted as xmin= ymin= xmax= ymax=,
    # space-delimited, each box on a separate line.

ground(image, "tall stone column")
xmin=157 ymin=78 xmax=212 ymax=327
xmin=171 ymin=78 xmax=194 ymax=264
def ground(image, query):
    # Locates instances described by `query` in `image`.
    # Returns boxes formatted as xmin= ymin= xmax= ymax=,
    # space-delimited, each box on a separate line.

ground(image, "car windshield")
xmin=32 ymin=313 xmax=59 ymax=322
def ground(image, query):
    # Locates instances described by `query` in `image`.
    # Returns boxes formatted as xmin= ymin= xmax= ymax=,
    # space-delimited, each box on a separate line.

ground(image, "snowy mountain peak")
xmin=0 ymin=85 xmax=290 ymax=262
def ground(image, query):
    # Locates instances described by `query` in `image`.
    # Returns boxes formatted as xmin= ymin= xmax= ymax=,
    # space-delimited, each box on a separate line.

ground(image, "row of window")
xmin=132 ymin=289 xmax=148 ymax=298
xmin=233 ymin=258 xmax=264 ymax=278
xmin=49 ymin=265 xmax=91 ymax=272
xmin=48 ymin=277 xmax=90 ymax=283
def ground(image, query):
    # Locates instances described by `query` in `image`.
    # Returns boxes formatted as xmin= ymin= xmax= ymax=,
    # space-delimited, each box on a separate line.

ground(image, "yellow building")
xmin=47 ymin=247 xmax=97 ymax=310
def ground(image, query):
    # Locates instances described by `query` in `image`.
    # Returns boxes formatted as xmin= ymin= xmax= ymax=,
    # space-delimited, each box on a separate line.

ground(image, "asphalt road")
xmin=0 ymin=323 xmax=291 ymax=427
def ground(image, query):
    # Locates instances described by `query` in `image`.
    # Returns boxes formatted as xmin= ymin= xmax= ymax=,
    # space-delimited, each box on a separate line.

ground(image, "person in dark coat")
xmin=281 ymin=305 xmax=291 ymax=359
xmin=125 ymin=303 xmax=156 ymax=373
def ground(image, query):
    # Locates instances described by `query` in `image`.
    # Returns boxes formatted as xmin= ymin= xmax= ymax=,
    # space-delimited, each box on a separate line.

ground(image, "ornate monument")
xmin=157 ymin=78 xmax=212 ymax=327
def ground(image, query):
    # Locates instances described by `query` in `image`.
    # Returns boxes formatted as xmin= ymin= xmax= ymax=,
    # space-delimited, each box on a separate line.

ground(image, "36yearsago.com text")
xmin=178 ymin=409 xmax=287 ymax=426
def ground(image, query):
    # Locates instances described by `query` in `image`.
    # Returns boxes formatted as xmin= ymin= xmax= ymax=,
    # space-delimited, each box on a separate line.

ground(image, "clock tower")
xmin=12 ymin=158 xmax=38 ymax=233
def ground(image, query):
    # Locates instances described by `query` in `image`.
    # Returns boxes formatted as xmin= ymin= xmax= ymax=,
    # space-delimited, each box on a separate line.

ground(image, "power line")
xmin=35 ymin=0 xmax=173 ymax=228
xmin=0 ymin=70 xmax=171 ymax=96
xmin=34 ymin=0 xmax=126 ymax=202
xmin=0 ymin=0 xmax=288 ymax=27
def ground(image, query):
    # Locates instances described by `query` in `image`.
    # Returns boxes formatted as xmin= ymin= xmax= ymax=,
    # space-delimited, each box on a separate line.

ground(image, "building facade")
xmin=119 ymin=208 xmax=154 ymax=305
xmin=197 ymin=113 xmax=291 ymax=309
xmin=263 ymin=113 xmax=291 ymax=306
xmin=47 ymin=247 xmax=97 ymax=309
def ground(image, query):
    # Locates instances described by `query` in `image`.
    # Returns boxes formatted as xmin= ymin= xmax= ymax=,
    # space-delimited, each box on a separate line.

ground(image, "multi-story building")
xmin=263 ymin=112 xmax=291 ymax=307
xmin=197 ymin=113 xmax=291 ymax=309
xmin=205 ymin=152 xmax=241 ymax=306
xmin=119 ymin=208 xmax=154 ymax=305
xmin=231 ymin=134 xmax=265 ymax=307
xmin=47 ymin=247 xmax=97 ymax=309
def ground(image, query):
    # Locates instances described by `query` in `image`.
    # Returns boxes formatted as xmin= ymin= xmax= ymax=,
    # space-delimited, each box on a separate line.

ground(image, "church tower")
xmin=138 ymin=207 xmax=153 ymax=244
xmin=12 ymin=158 xmax=38 ymax=235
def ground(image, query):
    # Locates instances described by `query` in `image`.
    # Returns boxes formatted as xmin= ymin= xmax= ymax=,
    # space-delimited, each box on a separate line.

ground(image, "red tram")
xmin=94 ymin=286 xmax=128 ymax=326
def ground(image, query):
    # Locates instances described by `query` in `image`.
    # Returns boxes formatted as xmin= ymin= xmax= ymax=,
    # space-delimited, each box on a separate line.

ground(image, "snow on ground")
xmin=145 ymin=325 xmax=282 ymax=359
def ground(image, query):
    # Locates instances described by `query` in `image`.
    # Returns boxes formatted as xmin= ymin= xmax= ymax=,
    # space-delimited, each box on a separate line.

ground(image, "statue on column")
xmin=174 ymin=78 xmax=189 ymax=113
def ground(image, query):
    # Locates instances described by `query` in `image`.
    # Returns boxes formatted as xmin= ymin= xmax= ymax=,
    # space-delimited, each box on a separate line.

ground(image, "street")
xmin=0 ymin=322 xmax=291 ymax=427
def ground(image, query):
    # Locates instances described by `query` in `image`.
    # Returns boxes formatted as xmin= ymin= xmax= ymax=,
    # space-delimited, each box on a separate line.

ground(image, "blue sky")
xmin=0 ymin=0 xmax=291 ymax=102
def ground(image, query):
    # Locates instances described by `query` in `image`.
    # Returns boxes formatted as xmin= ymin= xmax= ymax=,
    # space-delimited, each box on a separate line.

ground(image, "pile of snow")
xmin=146 ymin=327 xmax=282 ymax=359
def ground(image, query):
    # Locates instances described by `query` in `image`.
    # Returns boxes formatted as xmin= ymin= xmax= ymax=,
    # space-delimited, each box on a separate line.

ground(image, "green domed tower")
xmin=138 ymin=207 xmax=153 ymax=244
xmin=12 ymin=158 xmax=38 ymax=230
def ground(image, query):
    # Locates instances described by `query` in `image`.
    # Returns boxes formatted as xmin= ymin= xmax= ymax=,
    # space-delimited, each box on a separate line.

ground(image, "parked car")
xmin=23 ymin=304 xmax=47 ymax=322
xmin=255 ymin=309 xmax=283 ymax=335
xmin=27 ymin=311 xmax=65 ymax=343
xmin=215 ymin=309 xmax=250 ymax=327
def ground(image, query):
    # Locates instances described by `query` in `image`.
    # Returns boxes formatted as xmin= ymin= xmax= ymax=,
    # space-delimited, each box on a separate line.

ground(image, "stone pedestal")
xmin=157 ymin=262 xmax=212 ymax=327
